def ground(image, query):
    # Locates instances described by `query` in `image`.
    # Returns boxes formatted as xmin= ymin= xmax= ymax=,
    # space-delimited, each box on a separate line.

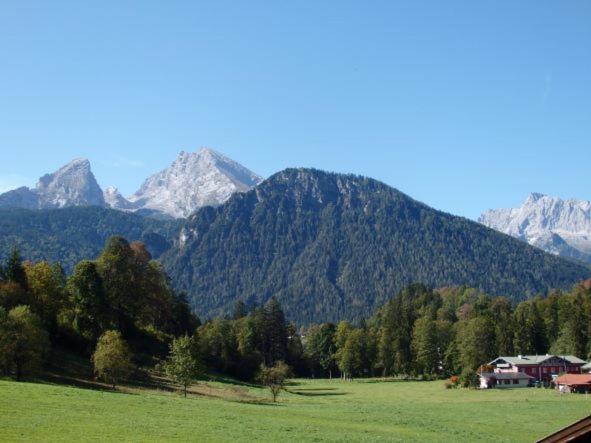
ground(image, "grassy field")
xmin=1 ymin=377 xmax=590 ymax=442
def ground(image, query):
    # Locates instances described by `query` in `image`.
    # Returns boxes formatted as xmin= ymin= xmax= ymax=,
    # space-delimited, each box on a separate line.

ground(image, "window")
xmin=513 ymin=379 xmax=519 ymax=385
xmin=504 ymin=380 xmax=510 ymax=385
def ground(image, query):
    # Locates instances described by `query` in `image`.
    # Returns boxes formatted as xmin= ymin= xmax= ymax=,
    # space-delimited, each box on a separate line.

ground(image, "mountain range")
xmin=161 ymin=169 xmax=590 ymax=323
xmin=0 ymin=148 xmax=262 ymax=219
xmin=480 ymin=193 xmax=591 ymax=264
xmin=0 ymin=151 xmax=590 ymax=323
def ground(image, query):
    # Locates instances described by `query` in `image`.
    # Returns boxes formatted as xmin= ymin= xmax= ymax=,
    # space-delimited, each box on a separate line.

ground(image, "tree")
xmin=234 ymin=315 xmax=262 ymax=379
xmin=96 ymin=237 xmax=140 ymax=333
xmin=5 ymin=248 xmax=27 ymax=289
xmin=24 ymin=261 xmax=66 ymax=328
xmin=257 ymin=361 xmax=291 ymax=402
xmin=513 ymin=300 xmax=547 ymax=355
xmin=163 ymin=335 xmax=204 ymax=397
xmin=198 ymin=318 xmax=238 ymax=374
xmin=92 ymin=330 xmax=134 ymax=390
xmin=233 ymin=300 xmax=247 ymax=320
xmin=264 ymin=297 xmax=288 ymax=365
xmin=455 ymin=316 xmax=495 ymax=373
xmin=0 ymin=281 xmax=28 ymax=311
xmin=490 ymin=297 xmax=514 ymax=356
xmin=334 ymin=321 xmax=354 ymax=379
xmin=411 ymin=316 xmax=438 ymax=377
xmin=66 ymin=260 xmax=110 ymax=343
xmin=305 ymin=323 xmax=337 ymax=378
xmin=338 ymin=329 xmax=365 ymax=380
xmin=0 ymin=306 xmax=49 ymax=380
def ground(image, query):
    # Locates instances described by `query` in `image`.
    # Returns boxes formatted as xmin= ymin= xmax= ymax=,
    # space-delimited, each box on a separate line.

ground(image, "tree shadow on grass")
xmin=205 ymin=374 xmax=260 ymax=388
xmin=35 ymin=372 xmax=141 ymax=396
xmin=287 ymin=388 xmax=349 ymax=397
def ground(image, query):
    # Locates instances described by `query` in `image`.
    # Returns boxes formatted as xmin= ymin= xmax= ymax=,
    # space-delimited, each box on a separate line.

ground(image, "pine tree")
xmin=5 ymin=248 xmax=27 ymax=290
xmin=264 ymin=297 xmax=288 ymax=365
xmin=233 ymin=300 xmax=247 ymax=320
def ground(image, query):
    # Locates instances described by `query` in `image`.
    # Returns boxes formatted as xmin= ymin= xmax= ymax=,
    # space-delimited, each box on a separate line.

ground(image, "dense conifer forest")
xmin=1 ymin=169 xmax=589 ymax=326
xmin=0 ymin=207 xmax=177 ymax=272
xmin=163 ymin=169 xmax=591 ymax=323
xmin=2 ymin=237 xmax=590 ymax=388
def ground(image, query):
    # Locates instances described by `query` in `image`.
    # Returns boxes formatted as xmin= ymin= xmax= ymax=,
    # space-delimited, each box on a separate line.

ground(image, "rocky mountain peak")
xmin=34 ymin=158 xmax=104 ymax=208
xmin=0 ymin=158 xmax=105 ymax=210
xmin=128 ymin=148 xmax=263 ymax=218
xmin=479 ymin=194 xmax=591 ymax=264
xmin=103 ymin=186 xmax=134 ymax=210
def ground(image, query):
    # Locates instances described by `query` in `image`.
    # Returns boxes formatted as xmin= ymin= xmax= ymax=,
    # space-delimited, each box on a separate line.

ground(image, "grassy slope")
xmin=1 ymin=378 xmax=590 ymax=442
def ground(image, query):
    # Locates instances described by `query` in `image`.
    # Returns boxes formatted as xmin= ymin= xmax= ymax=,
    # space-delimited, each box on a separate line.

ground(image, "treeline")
xmin=304 ymin=283 xmax=591 ymax=381
xmin=1 ymin=236 xmax=590 ymax=386
xmin=0 ymin=236 xmax=197 ymax=380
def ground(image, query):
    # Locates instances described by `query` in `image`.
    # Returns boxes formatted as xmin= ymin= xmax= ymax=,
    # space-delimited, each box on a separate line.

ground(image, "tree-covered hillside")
xmin=162 ymin=168 xmax=590 ymax=324
xmin=0 ymin=207 xmax=178 ymax=272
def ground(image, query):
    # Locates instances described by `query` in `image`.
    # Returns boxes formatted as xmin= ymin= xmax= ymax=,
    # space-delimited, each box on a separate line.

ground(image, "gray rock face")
xmin=0 ymin=186 xmax=39 ymax=209
xmin=127 ymin=148 xmax=263 ymax=218
xmin=0 ymin=149 xmax=262 ymax=219
xmin=479 ymin=193 xmax=591 ymax=263
xmin=0 ymin=158 xmax=105 ymax=209
xmin=103 ymin=186 xmax=134 ymax=210
xmin=36 ymin=158 xmax=105 ymax=208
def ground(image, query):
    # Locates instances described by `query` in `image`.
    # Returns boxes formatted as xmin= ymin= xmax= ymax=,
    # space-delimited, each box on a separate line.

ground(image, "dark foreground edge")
xmin=537 ymin=415 xmax=591 ymax=443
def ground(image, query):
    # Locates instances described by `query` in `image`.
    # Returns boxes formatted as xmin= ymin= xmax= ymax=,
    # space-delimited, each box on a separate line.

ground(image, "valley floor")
xmin=1 ymin=378 xmax=589 ymax=442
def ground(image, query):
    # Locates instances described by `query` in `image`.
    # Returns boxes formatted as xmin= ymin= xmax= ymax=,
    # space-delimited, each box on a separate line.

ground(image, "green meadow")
xmin=1 ymin=378 xmax=589 ymax=442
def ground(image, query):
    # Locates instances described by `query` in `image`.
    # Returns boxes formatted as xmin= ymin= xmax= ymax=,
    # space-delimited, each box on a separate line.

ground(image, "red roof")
xmin=555 ymin=374 xmax=591 ymax=386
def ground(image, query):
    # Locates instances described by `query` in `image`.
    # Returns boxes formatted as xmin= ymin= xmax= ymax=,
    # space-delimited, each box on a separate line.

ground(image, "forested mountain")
xmin=162 ymin=169 xmax=591 ymax=324
xmin=0 ymin=207 xmax=178 ymax=272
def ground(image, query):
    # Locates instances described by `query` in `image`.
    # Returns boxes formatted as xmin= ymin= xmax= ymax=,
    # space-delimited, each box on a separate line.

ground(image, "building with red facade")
xmin=488 ymin=354 xmax=587 ymax=382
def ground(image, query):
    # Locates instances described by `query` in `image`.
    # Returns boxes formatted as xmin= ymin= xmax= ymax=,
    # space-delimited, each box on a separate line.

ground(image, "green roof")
xmin=490 ymin=355 xmax=586 ymax=365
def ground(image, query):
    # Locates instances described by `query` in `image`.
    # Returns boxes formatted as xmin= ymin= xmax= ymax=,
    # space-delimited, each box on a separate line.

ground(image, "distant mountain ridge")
xmin=0 ymin=158 xmax=105 ymax=210
xmin=479 ymin=193 xmax=591 ymax=264
xmin=0 ymin=149 xmax=262 ymax=219
xmin=161 ymin=169 xmax=591 ymax=323
xmin=0 ymin=206 xmax=178 ymax=272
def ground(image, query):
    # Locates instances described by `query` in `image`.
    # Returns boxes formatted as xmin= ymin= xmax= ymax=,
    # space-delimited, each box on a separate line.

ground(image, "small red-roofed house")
xmin=555 ymin=374 xmax=591 ymax=393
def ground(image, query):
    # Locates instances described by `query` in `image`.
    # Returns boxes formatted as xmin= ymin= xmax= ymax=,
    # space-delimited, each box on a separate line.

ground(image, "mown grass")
xmin=1 ymin=378 xmax=589 ymax=442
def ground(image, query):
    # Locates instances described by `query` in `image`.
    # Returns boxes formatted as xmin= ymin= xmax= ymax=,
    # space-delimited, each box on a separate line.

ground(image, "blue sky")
xmin=0 ymin=1 xmax=589 ymax=219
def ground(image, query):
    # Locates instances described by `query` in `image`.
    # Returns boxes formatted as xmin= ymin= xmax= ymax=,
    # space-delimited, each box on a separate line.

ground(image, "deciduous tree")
xmin=92 ymin=330 xmax=134 ymax=390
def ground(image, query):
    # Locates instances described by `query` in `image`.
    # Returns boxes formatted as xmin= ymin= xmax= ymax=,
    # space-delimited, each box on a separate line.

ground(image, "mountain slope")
xmin=124 ymin=148 xmax=263 ymax=218
xmin=0 ymin=159 xmax=105 ymax=210
xmin=479 ymin=193 xmax=591 ymax=264
xmin=0 ymin=206 xmax=178 ymax=272
xmin=162 ymin=169 xmax=591 ymax=324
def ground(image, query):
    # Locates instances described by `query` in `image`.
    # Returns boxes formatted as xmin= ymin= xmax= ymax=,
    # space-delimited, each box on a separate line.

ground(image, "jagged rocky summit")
xmin=0 ymin=158 xmax=105 ymax=209
xmin=0 ymin=148 xmax=262 ymax=219
xmin=479 ymin=193 xmax=591 ymax=264
xmin=113 ymin=148 xmax=263 ymax=218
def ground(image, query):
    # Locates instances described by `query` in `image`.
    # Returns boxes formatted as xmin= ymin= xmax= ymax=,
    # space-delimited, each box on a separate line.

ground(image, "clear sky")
xmin=0 ymin=1 xmax=589 ymax=219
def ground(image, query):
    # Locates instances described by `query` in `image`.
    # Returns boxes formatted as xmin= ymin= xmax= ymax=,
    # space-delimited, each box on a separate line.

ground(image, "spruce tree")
xmin=5 ymin=248 xmax=27 ymax=290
